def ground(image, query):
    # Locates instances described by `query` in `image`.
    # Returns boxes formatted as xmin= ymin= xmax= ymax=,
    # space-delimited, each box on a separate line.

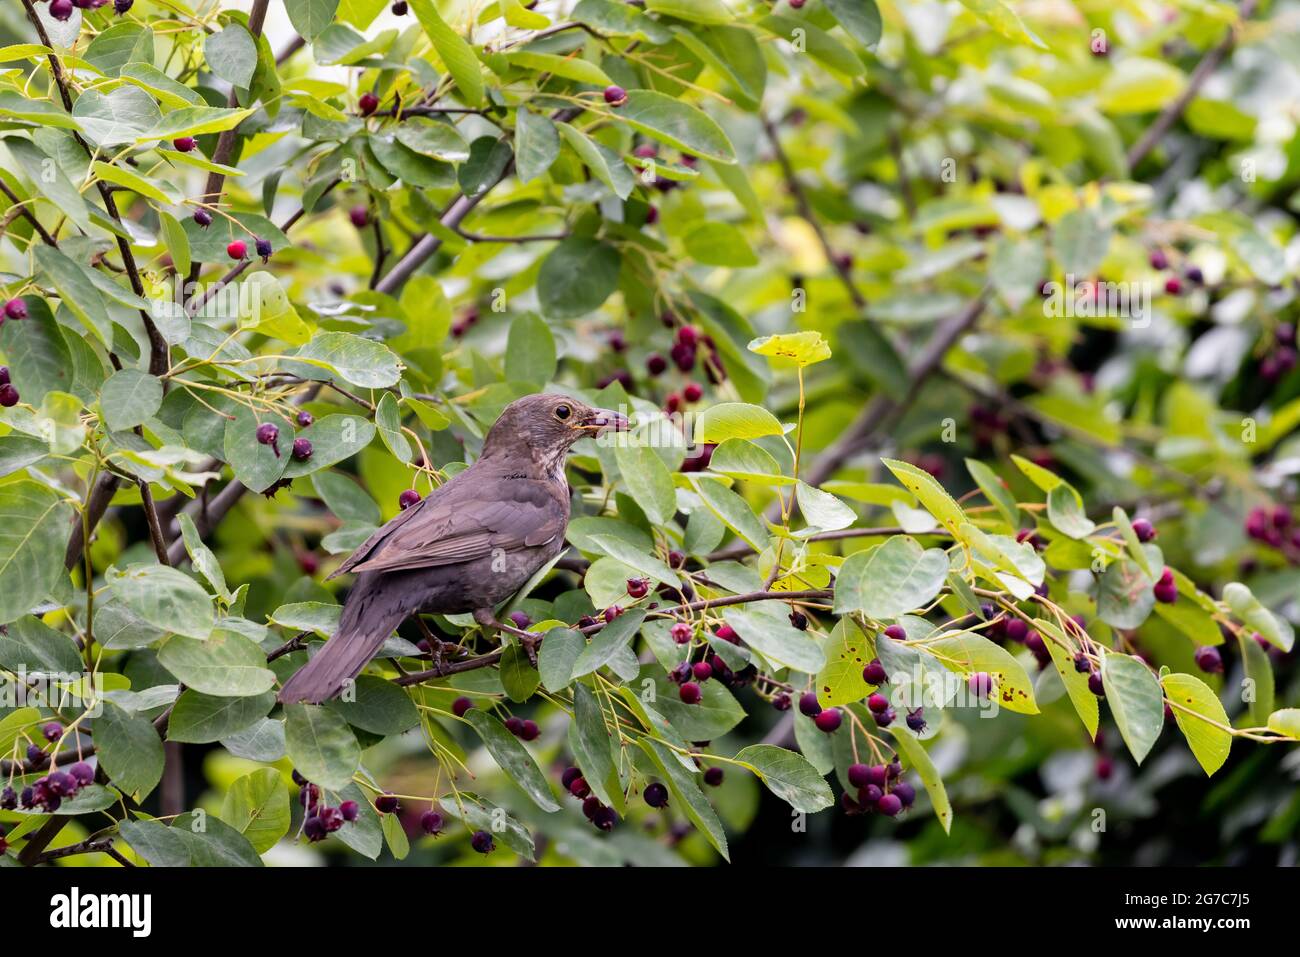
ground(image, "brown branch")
xmin=0 ymin=178 xmax=59 ymax=247
xmin=1126 ymin=0 xmax=1259 ymax=168
xmin=763 ymin=116 xmax=865 ymax=309
xmin=64 ymin=474 xmax=120 ymax=570
xmin=137 ymin=479 xmax=171 ymax=565
xmin=706 ymin=525 xmax=951 ymax=563
xmin=453 ymin=228 xmax=570 ymax=244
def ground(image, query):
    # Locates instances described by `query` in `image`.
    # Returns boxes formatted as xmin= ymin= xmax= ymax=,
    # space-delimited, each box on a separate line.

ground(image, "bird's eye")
xmin=555 ymin=404 xmax=571 ymax=420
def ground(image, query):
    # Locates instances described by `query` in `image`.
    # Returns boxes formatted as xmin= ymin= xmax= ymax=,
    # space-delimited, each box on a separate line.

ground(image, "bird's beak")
xmin=584 ymin=408 xmax=629 ymax=433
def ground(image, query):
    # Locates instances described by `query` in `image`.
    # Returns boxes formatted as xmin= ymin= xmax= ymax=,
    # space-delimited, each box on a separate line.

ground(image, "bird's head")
xmin=481 ymin=393 xmax=629 ymax=468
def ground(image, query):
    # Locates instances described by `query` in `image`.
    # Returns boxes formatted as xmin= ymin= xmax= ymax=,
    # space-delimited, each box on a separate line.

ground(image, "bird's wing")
xmin=330 ymin=472 xmax=566 ymax=578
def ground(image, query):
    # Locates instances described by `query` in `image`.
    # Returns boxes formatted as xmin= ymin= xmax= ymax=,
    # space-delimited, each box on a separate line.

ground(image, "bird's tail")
xmin=277 ymin=575 xmax=409 ymax=705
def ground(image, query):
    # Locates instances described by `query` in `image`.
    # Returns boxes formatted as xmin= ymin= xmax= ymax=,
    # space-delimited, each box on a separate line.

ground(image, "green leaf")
xmin=1267 ymin=709 xmax=1300 ymax=738
xmin=957 ymin=0 xmax=1047 ymax=48
xmin=120 ymin=813 xmax=263 ymax=867
xmin=1039 ymin=619 xmax=1099 ymax=739
xmin=614 ymin=442 xmax=676 ymax=526
xmin=100 ymin=369 xmax=163 ymax=432
xmin=7 ymin=138 xmax=91 ymax=232
xmin=0 ymin=481 xmax=73 ymax=626
xmin=734 ymin=744 xmax=833 ymax=813
xmin=965 ymin=459 xmax=1019 ymax=530
xmin=1053 ymin=208 xmax=1111 ymax=281
xmin=826 ymin=0 xmax=883 ymax=46
xmin=95 ymin=700 xmax=165 ymax=801
xmin=441 ymin=795 xmax=536 ymax=860
xmin=167 ymin=689 xmax=275 ymax=743
xmin=514 ymin=109 xmax=560 ymax=183
xmin=499 ymin=643 xmax=541 ymax=703
xmin=408 ymin=0 xmax=484 ymax=105
xmin=613 ymin=90 xmax=736 ymax=163
xmin=1161 ymin=672 xmax=1231 ymax=776
xmin=708 ymin=439 xmax=790 ymax=485
xmin=694 ymin=477 xmax=769 ymax=551
xmin=1223 ymin=582 xmax=1294 ymax=652
xmin=572 ymin=608 xmax=648 ymax=679
xmin=887 ymin=725 xmax=953 ymax=833
xmin=747 ymin=331 xmax=831 ymax=368
xmin=538 ymin=627 xmax=585 ymax=692
xmin=650 ymin=674 xmax=746 ymax=740
xmin=287 ymin=331 xmax=403 ymax=389
xmin=537 ymin=237 xmax=622 ymax=318
xmin=456 ymin=136 xmax=512 ymax=196
xmin=375 ymin=391 xmax=412 ymax=463
xmin=33 ymin=245 xmax=113 ymax=347
xmin=220 ymin=768 xmax=290 ymax=853
xmin=639 ymin=738 xmax=729 ymax=860
xmin=327 ymin=675 xmax=421 ymax=734
xmin=287 ymin=0 xmax=340 ymax=39
xmin=558 ymin=124 xmax=634 ymax=199
xmin=833 ymin=536 xmax=948 ymax=619
xmin=504 ymin=314 xmax=557 ymax=385
xmin=881 ymin=457 xmax=967 ymax=536
xmin=205 ymin=23 xmax=258 ymax=88
xmin=0 ymin=615 xmax=82 ymax=673
xmin=682 ymin=221 xmax=757 ymax=267
xmin=1238 ymin=630 xmax=1274 ymax=727
xmin=815 ymin=616 xmax=876 ymax=708
xmin=158 ymin=629 xmax=276 ymax=696
xmin=1046 ymin=483 xmax=1096 ymax=539
xmin=721 ymin=601 xmax=825 ymax=673
xmin=925 ymin=630 xmax=1040 ymax=714
xmin=1101 ymin=654 xmax=1164 ymax=764
xmin=758 ymin=15 xmax=866 ymax=77
xmin=283 ymin=702 xmax=362 ymax=790
xmin=571 ymin=683 xmax=621 ymax=810
xmin=645 ymin=0 xmax=732 ymax=26
xmin=1097 ymin=559 xmax=1155 ymax=630
xmin=795 ymin=481 xmax=855 ymax=531
xmin=463 ymin=708 xmax=561 ymax=812
xmin=505 ymin=50 xmax=611 ymax=85
xmin=73 ymin=85 xmax=162 ymax=146
xmin=1098 ymin=57 xmax=1185 ymax=114
xmin=693 ymin=402 xmax=783 ymax=444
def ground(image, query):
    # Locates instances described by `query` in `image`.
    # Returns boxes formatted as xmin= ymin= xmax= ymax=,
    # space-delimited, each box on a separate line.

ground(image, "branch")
xmin=1126 ymin=0 xmax=1259 ymax=168
xmin=763 ymin=116 xmax=865 ymax=309
xmin=0 ymin=178 xmax=59 ymax=247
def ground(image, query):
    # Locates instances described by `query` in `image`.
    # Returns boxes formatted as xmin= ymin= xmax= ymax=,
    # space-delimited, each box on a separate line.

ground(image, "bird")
xmin=277 ymin=393 xmax=628 ymax=704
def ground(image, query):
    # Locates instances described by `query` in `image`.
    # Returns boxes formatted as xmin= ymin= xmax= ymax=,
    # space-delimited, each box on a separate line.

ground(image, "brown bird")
xmin=278 ymin=393 xmax=627 ymax=704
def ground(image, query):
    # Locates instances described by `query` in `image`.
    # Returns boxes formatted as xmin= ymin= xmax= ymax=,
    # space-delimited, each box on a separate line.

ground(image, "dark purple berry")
xmin=291 ymin=437 xmax=313 ymax=461
xmin=420 ymin=810 xmax=444 ymax=835
xmin=193 ymin=209 xmax=213 ymax=228
xmin=867 ymin=692 xmax=889 ymax=713
xmin=0 ymin=384 xmax=19 ymax=408
xmin=644 ymin=782 xmax=669 ymax=808
xmin=603 ymin=85 xmax=627 ymax=106
xmin=1194 ymin=645 xmax=1224 ymax=674
xmin=50 ymin=0 xmax=74 ymax=20
xmin=814 ymin=708 xmax=842 ymax=733
xmin=255 ymin=238 xmax=273 ymax=262
xmin=1088 ymin=670 xmax=1105 ymax=696
xmin=627 ymin=578 xmax=649 ymax=599
xmin=470 ymin=830 xmax=495 ymax=853
xmin=339 ymin=800 xmax=359 ymax=821
xmin=303 ymin=815 xmax=327 ymax=841
xmin=1132 ymin=518 xmax=1156 ymax=542
xmin=451 ymin=695 xmax=473 ymax=717
xmin=772 ymin=692 xmax=791 ymax=711
xmin=399 ymin=489 xmax=422 ymax=510
xmin=592 ymin=806 xmax=617 ymax=831
xmin=4 ymin=298 xmax=27 ymax=321
xmin=893 ymin=781 xmax=916 ymax=807
xmin=883 ymin=624 xmax=907 ymax=641
xmin=561 ymin=766 xmax=582 ymax=789
xmin=703 ymin=767 xmax=724 ymax=786
xmin=863 ymin=659 xmax=887 ymax=685
xmin=296 ymin=410 xmax=314 ymax=428
xmin=42 ymin=722 xmax=62 ymax=742
xmin=906 ymin=709 xmax=926 ymax=733
xmin=847 ymin=763 xmax=873 ymax=788
xmin=798 ymin=691 xmax=822 ymax=717
xmin=877 ymin=793 xmax=903 ymax=816
xmin=359 ymin=92 xmax=379 ymax=115
xmin=679 ymin=681 xmax=702 ymax=704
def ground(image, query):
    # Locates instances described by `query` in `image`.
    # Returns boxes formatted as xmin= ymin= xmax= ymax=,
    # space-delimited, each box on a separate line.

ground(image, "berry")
xmin=1164 ymin=277 xmax=1182 ymax=295
xmin=715 ymin=624 xmax=739 ymax=643
xmin=789 ymin=610 xmax=808 ymax=630
xmin=603 ymin=85 xmax=628 ymax=107
xmin=1149 ymin=249 xmax=1169 ymax=270
xmin=255 ymin=422 xmax=280 ymax=458
xmin=115 ymin=0 xmax=133 ymax=12
xmin=520 ymin=719 xmax=540 ymax=741
xmin=691 ymin=661 xmax=713 ymax=681
xmin=603 ymin=605 xmax=622 ymax=623
xmin=392 ymin=0 xmax=407 ymax=12
xmin=867 ymin=692 xmax=889 ymax=714
xmin=339 ymin=800 xmax=359 ymax=821
xmin=346 ymin=204 xmax=370 ymax=229
xmin=47 ymin=771 xmax=76 ymax=796
xmin=798 ymin=691 xmax=822 ymax=717
xmin=683 ymin=382 xmax=703 ymax=403
xmin=847 ymin=764 xmax=874 ymax=789
xmin=505 ymin=716 xmax=525 ymax=737
xmin=906 ymin=709 xmax=927 ymax=733
xmin=226 ymin=240 xmax=247 ymax=260
xmin=859 ymin=784 xmax=882 ymax=807
xmin=679 ymin=681 xmax=702 ymax=704
xmin=644 ymin=782 xmax=669 ymax=808
xmin=703 ymin=767 xmax=724 ymax=786
xmin=814 ymin=707 xmax=842 ymax=733
xmin=592 ymin=806 xmax=617 ymax=831
xmin=255 ymin=238 xmax=273 ymax=262
xmin=399 ymin=489 xmax=422 ymax=510
xmin=561 ymin=767 xmax=582 ymax=789
xmin=318 ymin=805 xmax=345 ymax=832
xmin=173 ymin=137 xmax=197 ymax=152
xmin=451 ymin=695 xmax=473 ymax=717
xmin=1096 ymin=755 xmax=1114 ymax=780
xmin=509 ymin=610 xmax=532 ymax=629
xmin=1194 ymin=645 xmax=1224 ymax=675
xmin=359 ymin=92 xmax=379 ymax=115
xmin=1004 ymin=618 xmax=1028 ymax=643
xmin=874 ymin=707 xmax=895 ymax=728
xmin=670 ymin=341 xmax=696 ymax=372
xmin=893 ymin=781 xmax=916 ymax=807
xmin=646 ymin=353 xmax=667 ymax=376
xmin=670 ymin=622 xmax=692 ymax=644
xmin=627 ymin=578 xmax=649 ymax=599
xmin=412 ymin=809 xmax=441 ymax=835
xmin=291 ymin=437 xmax=313 ymax=461
xmin=296 ymin=410 xmax=314 ymax=428
xmin=883 ymin=624 xmax=907 ymax=641
xmin=569 ymin=776 xmax=590 ymax=798
xmin=1186 ymin=265 xmax=1204 ymax=284
xmin=772 ymin=692 xmax=791 ymax=711
xmin=1088 ymin=670 xmax=1105 ymax=696
xmin=193 ymin=209 xmax=213 ymax=228
xmin=70 ymin=761 xmax=95 ymax=785
xmin=4 ymin=298 xmax=27 ymax=321
xmin=0 ymin=367 xmax=7 ymax=386
xmin=26 ymin=744 xmax=47 ymax=768
xmin=1131 ymin=518 xmax=1156 ymax=542
xmin=645 ymin=206 xmax=658 ymax=225
xmin=667 ymin=550 xmax=686 ymax=569
xmin=1154 ymin=567 xmax=1177 ymax=604
xmin=967 ymin=672 xmax=993 ymax=699
xmin=863 ymin=659 xmax=888 ymax=685
xmin=51 ymin=0 xmax=74 ymax=20
xmin=292 ymin=770 xmax=308 ymax=787
xmin=1074 ymin=652 xmax=1091 ymax=673
xmin=668 ymin=661 xmax=691 ymax=684
xmin=42 ymin=721 xmax=62 ymax=742
xmin=303 ymin=815 xmax=327 ymax=842
xmin=0 ymin=787 xmax=14 ymax=810
xmin=471 ymin=830 xmax=496 ymax=854
xmin=0 ymin=384 xmax=18 ymax=408
xmin=876 ymin=793 xmax=903 ymax=816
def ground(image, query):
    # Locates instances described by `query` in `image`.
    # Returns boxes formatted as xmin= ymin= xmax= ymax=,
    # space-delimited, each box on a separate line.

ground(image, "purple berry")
xmin=863 ymin=659 xmax=887 ymax=685
xmin=703 ymin=767 xmax=724 ymax=786
xmin=1194 ymin=645 xmax=1224 ymax=675
xmin=291 ymin=437 xmax=313 ymax=461
xmin=772 ymin=692 xmax=791 ymax=711
xmin=883 ymin=624 xmax=907 ymax=641
xmin=798 ymin=691 xmax=822 ymax=717
xmin=193 ymin=209 xmax=213 ymax=228
xmin=1132 ymin=518 xmax=1156 ymax=542
xmin=1088 ymin=670 xmax=1105 ymax=697
xmin=968 ymin=672 xmax=993 ymax=699
xmin=255 ymin=238 xmax=273 ymax=262
xmin=339 ymin=800 xmax=359 ymax=821
xmin=679 ymin=681 xmax=702 ymax=704
xmin=867 ymin=692 xmax=889 ymax=713
xmin=0 ymin=384 xmax=19 ymax=408
xmin=893 ymin=781 xmax=916 ymax=807
xmin=50 ymin=0 xmax=74 ymax=20
xmin=451 ymin=696 xmax=473 ymax=717
xmin=42 ymin=722 xmax=62 ymax=742
xmin=877 ymin=793 xmax=903 ymax=816
xmin=303 ymin=815 xmax=327 ymax=841
xmin=296 ymin=410 xmax=314 ymax=428
xmin=4 ymin=298 xmax=27 ymax=321
xmin=470 ymin=830 xmax=495 ymax=854
xmin=814 ymin=708 xmax=842 ymax=733
xmin=906 ymin=709 xmax=926 ymax=733
xmin=399 ymin=489 xmax=422 ymax=510
xmin=644 ymin=782 xmax=669 ymax=808
xmin=670 ymin=622 xmax=692 ymax=644
xmin=603 ymin=85 xmax=628 ymax=106
xmin=847 ymin=764 xmax=873 ymax=788
xmin=592 ymin=806 xmax=617 ymax=831
xmin=420 ymin=810 xmax=444 ymax=835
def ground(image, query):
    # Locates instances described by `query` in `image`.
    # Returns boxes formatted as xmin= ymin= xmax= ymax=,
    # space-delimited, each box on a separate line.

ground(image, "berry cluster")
xmin=842 ymin=757 xmax=916 ymax=818
xmin=6 ymin=756 xmax=96 ymax=814
xmin=559 ymin=766 xmax=617 ymax=831
xmin=0 ymin=365 xmax=19 ymax=409
xmin=1245 ymin=504 xmax=1300 ymax=563
xmin=294 ymin=770 xmax=360 ymax=841
xmin=797 ymin=691 xmax=844 ymax=733
xmin=667 ymin=623 xmax=758 ymax=703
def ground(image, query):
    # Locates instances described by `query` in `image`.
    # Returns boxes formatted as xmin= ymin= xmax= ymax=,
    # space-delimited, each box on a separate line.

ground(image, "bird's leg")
xmin=413 ymin=616 xmax=443 ymax=671
xmin=473 ymin=607 xmax=542 ymax=666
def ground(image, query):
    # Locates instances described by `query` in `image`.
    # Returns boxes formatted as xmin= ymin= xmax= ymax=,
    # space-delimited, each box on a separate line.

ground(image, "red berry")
xmin=798 ymin=691 xmax=821 ymax=717
xmin=670 ymin=622 xmax=692 ymax=644
xmin=568 ymin=776 xmax=590 ymax=798
xmin=173 ymin=136 xmax=197 ymax=152
xmin=627 ymin=578 xmax=649 ymax=599
xmin=399 ymin=489 xmax=421 ymax=510
xmin=604 ymin=605 xmax=622 ymax=622
xmin=1164 ymin=277 xmax=1182 ymax=295
xmin=3 ymin=298 xmax=27 ymax=321
xmin=226 ymin=240 xmax=247 ymax=260
xmin=359 ymin=92 xmax=379 ymax=115
xmin=667 ymin=550 xmax=685 ymax=569
xmin=883 ymin=624 xmax=907 ymax=641
xmin=1131 ymin=518 xmax=1156 ymax=542
xmin=691 ymin=661 xmax=712 ymax=681
xmin=814 ymin=708 xmax=842 ymax=733
xmin=679 ymin=681 xmax=702 ymax=704
xmin=349 ymin=205 xmax=369 ymax=229
xmin=603 ymin=85 xmax=627 ymax=106
xmin=451 ymin=695 xmax=473 ymax=717
xmin=683 ymin=382 xmax=703 ymax=402
xmin=714 ymin=624 xmax=739 ymax=643
xmin=862 ymin=659 xmax=887 ymax=685
xmin=867 ymin=692 xmax=889 ymax=713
